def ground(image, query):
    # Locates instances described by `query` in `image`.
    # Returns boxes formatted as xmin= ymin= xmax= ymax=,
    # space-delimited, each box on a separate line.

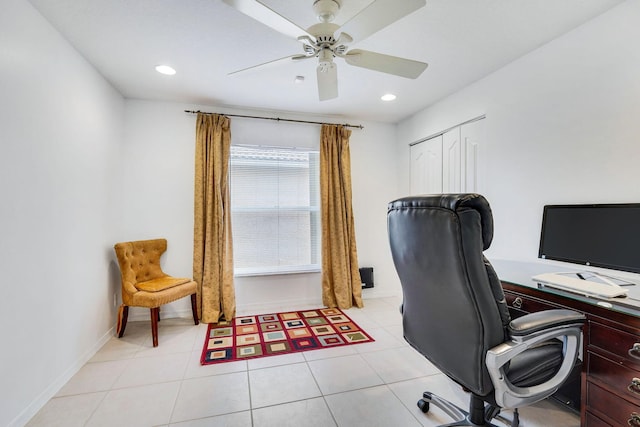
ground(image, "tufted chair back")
xmin=114 ymin=239 xmax=168 ymax=305
xmin=112 ymin=238 xmax=199 ymax=347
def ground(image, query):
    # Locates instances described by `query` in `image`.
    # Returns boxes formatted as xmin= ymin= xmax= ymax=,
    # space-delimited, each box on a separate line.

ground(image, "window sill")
xmin=234 ymin=266 xmax=321 ymax=277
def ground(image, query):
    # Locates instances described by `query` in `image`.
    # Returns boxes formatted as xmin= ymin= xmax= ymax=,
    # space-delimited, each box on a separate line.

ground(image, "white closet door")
xmin=442 ymin=128 xmax=463 ymax=193
xmin=410 ymin=136 xmax=443 ymax=195
xmin=461 ymin=119 xmax=483 ymax=193
xmin=410 ymin=117 xmax=484 ymax=196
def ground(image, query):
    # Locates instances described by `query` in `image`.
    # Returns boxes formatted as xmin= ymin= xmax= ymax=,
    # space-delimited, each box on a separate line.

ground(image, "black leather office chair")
xmin=387 ymin=194 xmax=585 ymax=427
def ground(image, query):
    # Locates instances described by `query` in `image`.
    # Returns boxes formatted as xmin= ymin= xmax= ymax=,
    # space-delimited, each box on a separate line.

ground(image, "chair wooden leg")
xmin=150 ymin=307 xmax=159 ymax=347
xmin=117 ymin=305 xmax=129 ymax=338
xmin=190 ymin=294 xmax=199 ymax=325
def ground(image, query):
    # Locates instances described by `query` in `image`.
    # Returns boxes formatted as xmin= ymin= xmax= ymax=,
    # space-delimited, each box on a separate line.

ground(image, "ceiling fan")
xmin=222 ymin=0 xmax=428 ymax=101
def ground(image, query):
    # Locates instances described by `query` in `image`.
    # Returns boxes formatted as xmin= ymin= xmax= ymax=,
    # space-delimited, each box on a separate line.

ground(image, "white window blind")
xmin=229 ymin=145 xmax=320 ymax=276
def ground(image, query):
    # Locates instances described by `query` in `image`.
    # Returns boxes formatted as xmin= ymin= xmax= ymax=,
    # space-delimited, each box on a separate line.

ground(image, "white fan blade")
xmin=339 ymin=0 xmax=426 ymax=43
xmin=344 ymin=49 xmax=427 ymax=79
xmin=222 ymin=0 xmax=313 ymax=40
xmin=317 ymin=63 xmax=338 ymax=101
xmin=229 ymin=54 xmax=310 ymax=75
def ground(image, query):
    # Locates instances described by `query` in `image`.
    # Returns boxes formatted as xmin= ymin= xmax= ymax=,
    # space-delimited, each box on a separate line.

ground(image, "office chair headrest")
xmin=388 ymin=193 xmax=494 ymax=250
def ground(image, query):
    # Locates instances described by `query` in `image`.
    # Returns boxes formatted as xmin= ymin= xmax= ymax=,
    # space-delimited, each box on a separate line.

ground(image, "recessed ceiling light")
xmin=381 ymin=93 xmax=397 ymax=101
xmin=155 ymin=65 xmax=176 ymax=75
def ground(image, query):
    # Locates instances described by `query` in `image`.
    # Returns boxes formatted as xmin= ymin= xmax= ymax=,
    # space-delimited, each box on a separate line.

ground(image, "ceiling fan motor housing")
xmin=313 ymin=0 xmax=341 ymax=23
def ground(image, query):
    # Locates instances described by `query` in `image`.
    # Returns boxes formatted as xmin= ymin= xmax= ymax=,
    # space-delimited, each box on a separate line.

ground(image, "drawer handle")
xmin=512 ymin=297 xmax=523 ymax=309
xmin=629 ymin=343 xmax=640 ymax=360
xmin=629 ymin=412 xmax=640 ymax=426
xmin=629 ymin=378 xmax=640 ymax=395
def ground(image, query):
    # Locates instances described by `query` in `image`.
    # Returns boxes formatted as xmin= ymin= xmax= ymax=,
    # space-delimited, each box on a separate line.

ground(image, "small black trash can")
xmin=359 ymin=267 xmax=374 ymax=289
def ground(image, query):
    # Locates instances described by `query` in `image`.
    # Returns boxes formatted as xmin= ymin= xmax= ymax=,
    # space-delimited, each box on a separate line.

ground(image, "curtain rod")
xmin=184 ymin=110 xmax=364 ymax=130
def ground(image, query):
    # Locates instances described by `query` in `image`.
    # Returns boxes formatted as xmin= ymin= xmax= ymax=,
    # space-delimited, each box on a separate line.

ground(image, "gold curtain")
xmin=193 ymin=113 xmax=236 ymax=323
xmin=320 ymin=124 xmax=363 ymax=309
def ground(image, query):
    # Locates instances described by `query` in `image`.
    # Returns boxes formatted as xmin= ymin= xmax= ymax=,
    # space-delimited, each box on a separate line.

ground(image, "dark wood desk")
xmin=500 ymin=275 xmax=640 ymax=426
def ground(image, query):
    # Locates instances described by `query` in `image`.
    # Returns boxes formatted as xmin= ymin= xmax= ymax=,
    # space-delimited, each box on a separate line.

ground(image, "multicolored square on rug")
xmin=200 ymin=308 xmax=374 ymax=365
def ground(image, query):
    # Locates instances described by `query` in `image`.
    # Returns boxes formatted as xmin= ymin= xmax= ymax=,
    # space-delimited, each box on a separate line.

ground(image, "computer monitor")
xmin=538 ymin=203 xmax=640 ymax=274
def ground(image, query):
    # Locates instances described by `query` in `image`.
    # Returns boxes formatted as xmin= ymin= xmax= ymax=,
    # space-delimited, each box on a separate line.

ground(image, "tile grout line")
xmin=305 ymin=358 xmax=340 ymax=427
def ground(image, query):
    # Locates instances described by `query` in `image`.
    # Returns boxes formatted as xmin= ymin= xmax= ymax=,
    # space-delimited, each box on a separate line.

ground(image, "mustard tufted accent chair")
xmin=114 ymin=238 xmax=199 ymax=347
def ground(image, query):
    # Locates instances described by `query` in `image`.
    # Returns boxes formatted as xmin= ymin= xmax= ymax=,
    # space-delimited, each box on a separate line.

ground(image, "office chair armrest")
xmin=508 ymin=309 xmax=586 ymax=338
xmin=486 ymin=310 xmax=584 ymax=409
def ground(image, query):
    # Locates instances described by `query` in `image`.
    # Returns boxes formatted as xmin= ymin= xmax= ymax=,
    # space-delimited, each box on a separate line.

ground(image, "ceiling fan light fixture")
xmin=313 ymin=0 xmax=341 ymax=23
xmin=318 ymin=61 xmax=336 ymax=73
xmin=155 ymin=65 xmax=176 ymax=75
xmin=381 ymin=93 xmax=397 ymax=102
xmin=317 ymin=48 xmax=335 ymax=72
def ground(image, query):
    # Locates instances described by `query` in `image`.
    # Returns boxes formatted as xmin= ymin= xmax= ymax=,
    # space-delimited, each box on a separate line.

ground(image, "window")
xmin=229 ymin=145 xmax=320 ymax=276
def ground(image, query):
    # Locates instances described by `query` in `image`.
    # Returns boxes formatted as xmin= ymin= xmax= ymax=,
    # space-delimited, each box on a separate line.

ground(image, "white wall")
xmin=122 ymin=100 xmax=401 ymax=317
xmin=0 ymin=1 xmax=125 ymax=425
xmin=397 ymin=0 xmax=640 ymax=270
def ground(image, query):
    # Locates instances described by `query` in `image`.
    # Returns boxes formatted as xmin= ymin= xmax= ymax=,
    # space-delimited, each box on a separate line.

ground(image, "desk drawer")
xmin=589 ymin=351 xmax=640 ymax=404
xmin=585 ymin=411 xmax=612 ymax=427
xmin=504 ymin=292 xmax=559 ymax=315
xmin=590 ymin=322 xmax=640 ymax=367
xmin=587 ymin=381 xmax=640 ymax=426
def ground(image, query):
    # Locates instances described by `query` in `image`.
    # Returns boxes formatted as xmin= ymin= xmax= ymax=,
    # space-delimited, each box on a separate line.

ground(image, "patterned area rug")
xmin=200 ymin=308 xmax=374 ymax=365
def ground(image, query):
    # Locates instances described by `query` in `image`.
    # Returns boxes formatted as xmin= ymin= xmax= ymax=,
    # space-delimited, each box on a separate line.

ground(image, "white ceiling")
xmin=28 ymin=0 xmax=624 ymax=123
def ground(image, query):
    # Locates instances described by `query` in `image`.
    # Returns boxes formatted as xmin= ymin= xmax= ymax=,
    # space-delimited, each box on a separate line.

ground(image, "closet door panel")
xmin=462 ymin=119 xmax=483 ymax=193
xmin=443 ymin=128 xmax=463 ymax=193
xmin=409 ymin=117 xmax=484 ymax=196
xmin=410 ymin=136 xmax=442 ymax=195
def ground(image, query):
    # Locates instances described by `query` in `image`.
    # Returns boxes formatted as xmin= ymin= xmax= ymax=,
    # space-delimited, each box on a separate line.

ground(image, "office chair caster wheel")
xmin=417 ymin=399 xmax=430 ymax=413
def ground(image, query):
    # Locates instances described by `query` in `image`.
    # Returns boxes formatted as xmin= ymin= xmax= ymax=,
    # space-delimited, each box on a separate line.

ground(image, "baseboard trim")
xmin=361 ymin=290 xmax=398 ymax=300
xmin=126 ymin=293 xmax=398 ymax=322
xmin=9 ymin=327 xmax=115 ymax=427
xmin=236 ymin=294 xmax=398 ymax=314
xmin=237 ymin=297 xmax=323 ymax=314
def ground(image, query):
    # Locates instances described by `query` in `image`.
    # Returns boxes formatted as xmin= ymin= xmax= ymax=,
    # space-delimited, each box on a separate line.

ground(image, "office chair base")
xmin=418 ymin=392 xmax=518 ymax=427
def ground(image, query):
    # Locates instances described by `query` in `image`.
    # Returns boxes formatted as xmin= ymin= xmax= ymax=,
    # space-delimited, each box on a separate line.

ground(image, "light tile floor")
xmin=27 ymin=297 xmax=580 ymax=427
